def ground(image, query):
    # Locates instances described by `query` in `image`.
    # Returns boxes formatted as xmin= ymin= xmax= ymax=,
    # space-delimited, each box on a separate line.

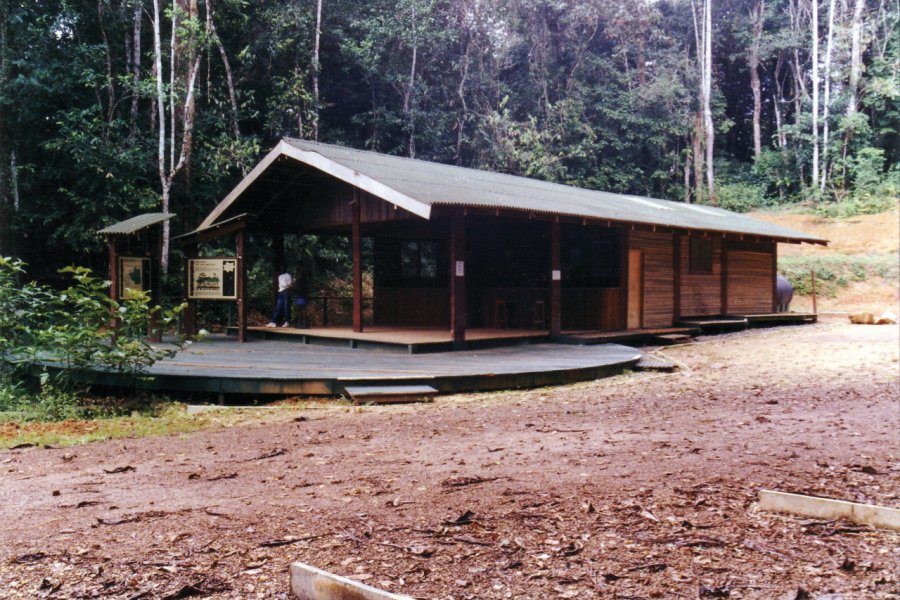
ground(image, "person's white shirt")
xmin=278 ymin=272 xmax=293 ymax=292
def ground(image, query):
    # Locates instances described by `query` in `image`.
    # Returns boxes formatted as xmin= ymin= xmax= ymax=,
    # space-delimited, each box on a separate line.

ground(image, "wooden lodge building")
xmin=178 ymin=139 xmax=826 ymax=350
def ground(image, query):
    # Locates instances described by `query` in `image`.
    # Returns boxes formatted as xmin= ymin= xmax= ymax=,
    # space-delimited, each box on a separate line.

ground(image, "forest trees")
xmin=0 ymin=0 xmax=895 ymax=276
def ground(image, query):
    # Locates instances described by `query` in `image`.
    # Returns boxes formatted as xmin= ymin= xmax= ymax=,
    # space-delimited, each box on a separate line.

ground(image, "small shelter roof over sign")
xmin=97 ymin=213 xmax=174 ymax=236
xmin=197 ymin=139 xmax=826 ymax=245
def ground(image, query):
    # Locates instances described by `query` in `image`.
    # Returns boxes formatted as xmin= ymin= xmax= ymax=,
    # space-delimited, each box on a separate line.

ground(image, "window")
xmin=689 ymin=238 xmax=713 ymax=274
xmin=400 ymin=240 xmax=438 ymax=280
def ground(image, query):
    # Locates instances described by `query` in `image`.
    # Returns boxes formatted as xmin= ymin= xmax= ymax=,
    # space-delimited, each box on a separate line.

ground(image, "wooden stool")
xmin=494 ymin=299 xmax=509 ymax=329
xmin=533 ymin=300 xmax=546 ymax=329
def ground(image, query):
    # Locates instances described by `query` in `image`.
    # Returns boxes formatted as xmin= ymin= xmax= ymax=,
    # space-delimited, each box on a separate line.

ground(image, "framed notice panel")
xmin=118 ymin=256 xmax=151 ymax=298
xmin=188 ymin=258 xmax=237 ymax=300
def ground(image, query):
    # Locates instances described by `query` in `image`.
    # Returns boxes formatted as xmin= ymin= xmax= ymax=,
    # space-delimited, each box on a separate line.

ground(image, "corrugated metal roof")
xmin=98 ymin=213 xmax=174 ymax=236
xmin=202 ymin=139 xmax=826 ymax=243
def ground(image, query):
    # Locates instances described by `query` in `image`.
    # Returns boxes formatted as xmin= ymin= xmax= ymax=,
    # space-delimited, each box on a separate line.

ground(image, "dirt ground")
xmin=1 ymin=318 xmax=898 ymax=599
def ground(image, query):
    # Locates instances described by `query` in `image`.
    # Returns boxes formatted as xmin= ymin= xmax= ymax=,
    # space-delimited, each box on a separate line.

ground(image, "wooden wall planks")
xmin=727 ymin=250 xmax=775 ymax=314
xmin=374 ymin=288 xmax=450 ymax=327
xmin=628 ymin=230 xmax=674 ymax=328
xmin=680 ymin=236 xmax=722 ymax=317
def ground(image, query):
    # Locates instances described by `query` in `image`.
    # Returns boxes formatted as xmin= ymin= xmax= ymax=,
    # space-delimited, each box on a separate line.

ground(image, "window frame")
xmin=689 ymin=237 xmax=714 ymax=274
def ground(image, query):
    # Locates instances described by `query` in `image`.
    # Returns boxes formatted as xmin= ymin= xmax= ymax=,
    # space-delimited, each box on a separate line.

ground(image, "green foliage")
xmin=0 ymin=259 xmax=197 ymax=417
xmin=779 ymin=254 xmax=900 ymax=297
xmin=715 ymin=182 xmax=771 ymax=212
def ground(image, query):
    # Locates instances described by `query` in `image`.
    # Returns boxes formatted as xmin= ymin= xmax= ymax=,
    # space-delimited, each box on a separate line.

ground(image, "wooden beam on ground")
xmin=450 ymin=210 xmax=467 ymax=350
xmin=550 ymin=220 xmax=561 ymax=337
xmin=758 ymin=489 xmax=900 ymax=532
xmin=352 ymin=190 xmax=363 ymax=333
xmin=236 ymin=230 xmax=247 ymax=343
xmin=290 ymin=562 xmax=414 ymax=600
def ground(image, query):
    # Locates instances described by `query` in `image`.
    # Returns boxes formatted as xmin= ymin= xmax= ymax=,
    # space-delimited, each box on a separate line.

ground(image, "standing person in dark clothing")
xmin=267 ymin=272 xmax=293 ymax=327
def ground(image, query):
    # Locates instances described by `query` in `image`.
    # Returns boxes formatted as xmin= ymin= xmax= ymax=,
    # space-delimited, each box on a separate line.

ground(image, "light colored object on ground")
xmin=848 ymin=311 xmax=898 ymax=325
xmin=266 ymin=322 xmax=277 ymax=328
xmin=876 ymin=311 xmax=897 ymax=324
xmin=758 ymin=489 xmax=900 ymax=532
xmin=291 ymin=562 xmax=414 ymax=600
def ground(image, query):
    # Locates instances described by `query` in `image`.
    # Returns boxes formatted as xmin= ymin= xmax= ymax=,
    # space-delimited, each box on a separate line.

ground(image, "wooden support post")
xmin=771 ymin=243 xmax=778 ymax=313
xmin=236 ymin=230 xmax=247 ymax=343
xmin=450 ymin=210 xmax=466 ymax=350
xmin=108 ymin=238 xmax=119 ymax=304
xmin=550 ymin=220 xmax=561 ymax=337
xmin=720 ymin=241 xmax=729 ymax=315
xmin=619 ymin=228 xmax=630 ymax=330
xmin=182 ymin=244 xmax=197 ymax=336
xmin=672 ymin=232 xmax=682 ymax=322
xmin=148 ymin=228 xmax=163 ymax=342
xmin=108 ymin=237 xmax=120 ymax=336
xmin=811 ymin=268 xmax=818 ymax=314
xmin=273 ymin=230 xmax=285 ymax=298
xmin=352 ymin=191 xmax=363 ymax=333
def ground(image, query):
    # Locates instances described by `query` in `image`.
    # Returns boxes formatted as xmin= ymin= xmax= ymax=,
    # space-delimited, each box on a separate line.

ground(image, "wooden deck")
xmin=232 ymin=325 xmax=710 ymax=353
xmin=231 ymin=326 xmax=549 ymax=353
xmin=78 ymin=336 xmax=642 ymax=398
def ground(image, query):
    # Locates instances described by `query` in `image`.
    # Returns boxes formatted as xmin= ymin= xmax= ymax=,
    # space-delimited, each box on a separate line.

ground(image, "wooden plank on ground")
xmin=758 ymin=489 xmax=900 ymax=532
xmin=291 ymin=562 xmax=413 ymax=600
xmin=344 ymin=385 xmax=438 ymax=405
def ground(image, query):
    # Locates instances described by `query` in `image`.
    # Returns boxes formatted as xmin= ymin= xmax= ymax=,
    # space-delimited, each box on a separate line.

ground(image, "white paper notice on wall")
xmin=456 ymin=261 xmax=465 ymax=277
xmin=552 ymin=270 xmax=561 ymax=281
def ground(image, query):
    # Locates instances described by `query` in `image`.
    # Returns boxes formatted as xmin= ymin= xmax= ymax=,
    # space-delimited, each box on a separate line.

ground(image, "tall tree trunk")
xmin=684 ymin=144 xmax=693 ymax=204
xmin=749 ymin=0 xmax=765 ymax=160
xmin=403 ymin=0 xmax=418 ymax=158
xmin=456 ymin=37 xmax=471 ymax=164
xmin=207 ymin=0 xmax=240 ymax=140
xmin=693 ymin=112 xmax=704 ymax=203
xmin=772 ymin=53 xmax=787 ymax=149
xmin=311 ymin=0 xmax=323 ymax=140
xmin=810 ymin=0 xmax=820 ymax=195
xmin=819 ymin=0 xmax=836 ymax=193
xmin=0 ymin=0 xmax=9 ymax=256
xmin=153 ymin=0 xmax=169 ymax=269
xmin=97 ymin=0 xmax=115 ymax=135
xmin=846 ymin=0 xmax=865 ymax=116
xmin=152 ymin=0 xmax=203 ymax=272
xmin=130 ymin=2 xmax=142 ymax=130
xmin=702 ymin=0 xmax=715 ymax=204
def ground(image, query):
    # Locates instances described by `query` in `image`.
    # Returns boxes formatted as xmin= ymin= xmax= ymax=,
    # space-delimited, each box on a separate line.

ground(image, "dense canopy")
xmin=0 ymin=0 xmax=895 ymax=277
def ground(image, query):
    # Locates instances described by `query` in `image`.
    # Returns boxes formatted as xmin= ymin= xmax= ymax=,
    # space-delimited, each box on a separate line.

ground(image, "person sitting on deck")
xmin=267 ymin=272 xmax=293 ymax=328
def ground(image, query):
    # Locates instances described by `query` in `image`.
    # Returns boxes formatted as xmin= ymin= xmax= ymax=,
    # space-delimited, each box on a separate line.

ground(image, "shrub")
xmin=716 ymin=182 xmax=771 ymax=213
xmin=0 ymin=259 xmax=196 ymax=416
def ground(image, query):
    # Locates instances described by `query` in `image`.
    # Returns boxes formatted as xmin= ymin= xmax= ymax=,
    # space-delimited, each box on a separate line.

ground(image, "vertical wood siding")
xmin=628 ymin=230 xmax=674 ymax=327
xmin=680 ymin=236 xmax=722 ymax=316
xmin=727 ymin=250 xmax=775 ymax=314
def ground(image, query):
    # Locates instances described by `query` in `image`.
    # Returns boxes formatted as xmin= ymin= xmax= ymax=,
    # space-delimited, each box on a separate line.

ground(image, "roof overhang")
xmin=197 ymin=140 xmax=432 ymax=231
xmin=97 ymin=212 xmax=175 ymax=236
xmin=173 ymin=213 xmax=255 ymax=246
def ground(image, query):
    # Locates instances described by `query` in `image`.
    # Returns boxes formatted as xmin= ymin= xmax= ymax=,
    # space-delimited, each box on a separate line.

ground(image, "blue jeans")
xmin=272 ymin=290 xmax=291 ymax=324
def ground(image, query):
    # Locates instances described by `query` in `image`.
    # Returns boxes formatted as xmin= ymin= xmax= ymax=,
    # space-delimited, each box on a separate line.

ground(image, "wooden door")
xmin=627 ymin=249 xmax=643 ymax=329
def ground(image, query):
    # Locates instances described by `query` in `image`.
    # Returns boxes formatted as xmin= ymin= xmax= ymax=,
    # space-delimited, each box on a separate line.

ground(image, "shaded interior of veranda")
xmin=175 ymin=139 xmax=826 ymax=349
